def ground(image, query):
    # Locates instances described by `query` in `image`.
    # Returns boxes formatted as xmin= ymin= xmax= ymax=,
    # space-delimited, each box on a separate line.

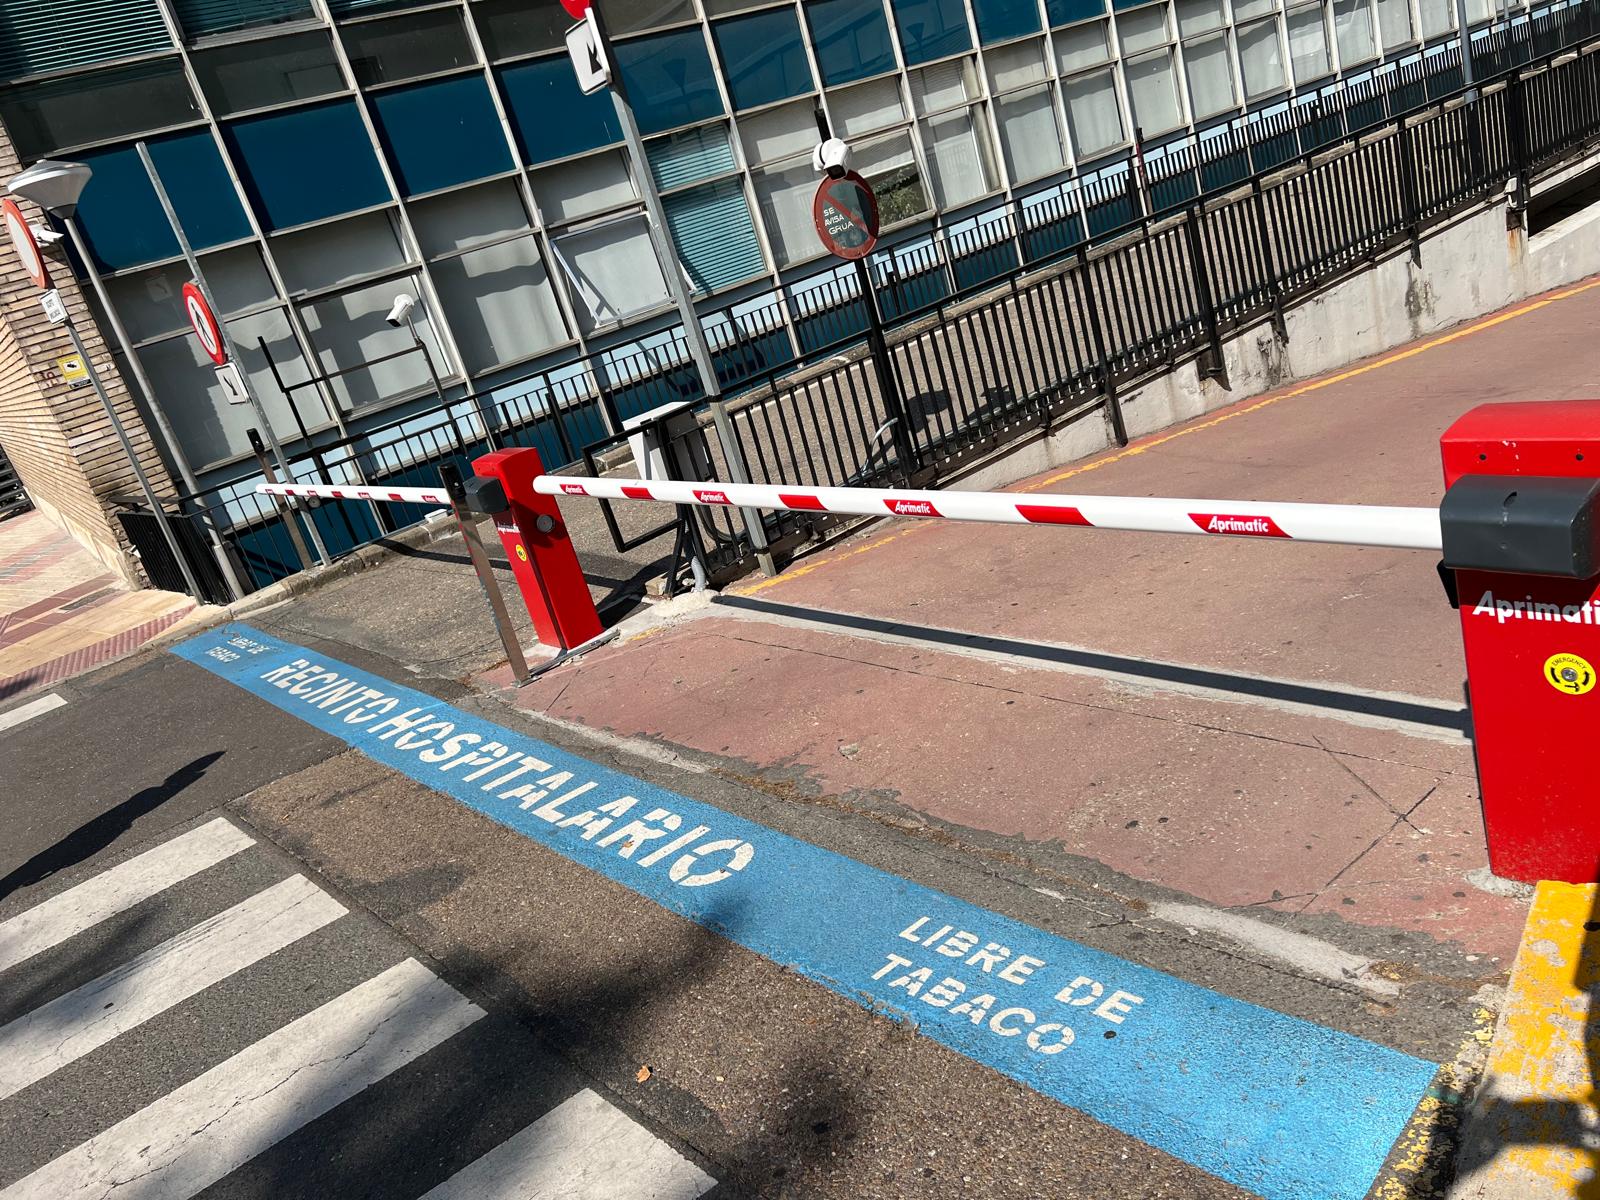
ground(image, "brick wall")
xmin=0 ymin=123 xmax=176 ymax=588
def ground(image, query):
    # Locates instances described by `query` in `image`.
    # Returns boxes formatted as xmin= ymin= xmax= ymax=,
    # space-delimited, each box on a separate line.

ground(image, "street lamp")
xmin=8 ymin=159 xmax=205 ymax=600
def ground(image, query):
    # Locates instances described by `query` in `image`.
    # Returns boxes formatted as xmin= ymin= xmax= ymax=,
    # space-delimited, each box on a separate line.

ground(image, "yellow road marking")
xmin=732 ymin=273 xmax=1600 ymax=597
xmin=1453 ymin=880 xmax=1600 ymax=1194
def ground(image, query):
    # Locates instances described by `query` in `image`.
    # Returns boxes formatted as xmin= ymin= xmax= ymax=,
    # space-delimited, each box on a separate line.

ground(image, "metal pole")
xmin=589 ymin=3 xmax=776 ymax=577
xmin=62 ymin=220 xmax=246 ymax=601
xmin=134 ymin=141 xmax=331 ymax=566
xmin=439 ymin=464 xmax=530 ymax=685
xmin=61 ymin=316 xmax=206 ymax=599
xmin=1455 ymin=0 xmax=1478 ymax=97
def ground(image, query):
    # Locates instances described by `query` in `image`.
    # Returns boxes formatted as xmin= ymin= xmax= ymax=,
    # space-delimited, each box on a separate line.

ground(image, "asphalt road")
xmin=0 ymin=594 xmax=1473 ymax=1200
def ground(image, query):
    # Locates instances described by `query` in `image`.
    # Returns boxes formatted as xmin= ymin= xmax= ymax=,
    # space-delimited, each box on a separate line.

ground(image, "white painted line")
xmin=0 ymin=959 xmax=483 ymax=1200
xmin=0 ymin=874 xmax=344 ymax=1101
xmin=420 ymin=1088 xmax=715 ymax=1200
xmin=1149 ymin=901 xmax=1402 ymax=998
xmin=0 ymin=818 xmax=255 ymax=974
xmin=0 ymin=694 xmax=66 ymax=734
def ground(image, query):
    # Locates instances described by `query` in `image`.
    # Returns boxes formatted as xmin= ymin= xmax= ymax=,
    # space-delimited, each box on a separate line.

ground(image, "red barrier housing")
xmin=471 ymin=448 xmax=603 ymax=652
xmin=1442 ymin=401 xmax=1600 ymax=883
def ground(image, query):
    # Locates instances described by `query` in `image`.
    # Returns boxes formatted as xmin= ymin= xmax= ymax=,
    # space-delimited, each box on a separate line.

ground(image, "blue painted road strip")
xmin=174 ymin=623 xmax=1435 ymax=1200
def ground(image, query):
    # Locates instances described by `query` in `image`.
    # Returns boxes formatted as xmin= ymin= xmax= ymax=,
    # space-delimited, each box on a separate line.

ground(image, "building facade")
xmin=0 ymin=0 xmax=1515 ymax=513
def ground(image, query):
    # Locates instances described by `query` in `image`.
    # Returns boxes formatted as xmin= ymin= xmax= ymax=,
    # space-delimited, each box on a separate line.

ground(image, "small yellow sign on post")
xmin=56 ymin=354 xmax=88 ymax=387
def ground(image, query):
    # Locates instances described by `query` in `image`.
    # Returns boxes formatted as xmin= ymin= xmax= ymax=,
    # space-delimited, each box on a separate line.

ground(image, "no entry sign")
xmin=812 ymin=171 xmax=879 ymax=260
xmin=3 ymin=197 xmax=49 ymax=290
xmin=182 ymin=281 xmax=227 ymax=365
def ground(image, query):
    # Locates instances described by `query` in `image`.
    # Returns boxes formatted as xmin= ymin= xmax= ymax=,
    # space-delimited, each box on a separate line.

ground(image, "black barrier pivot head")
xmin=460 ymin=475 xmax=509 ymax=516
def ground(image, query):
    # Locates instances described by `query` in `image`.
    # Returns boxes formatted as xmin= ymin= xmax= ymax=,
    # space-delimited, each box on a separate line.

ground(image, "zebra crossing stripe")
xmin=0 ymin=875 xmax=344 ymax=1102
xmin=419 ymin=1088 xmax=714 ymax=1200
xmin=0 ymin=958 xmax=483 ymax=1200
xmin=0 ymin=818 xmax=254 ymax=973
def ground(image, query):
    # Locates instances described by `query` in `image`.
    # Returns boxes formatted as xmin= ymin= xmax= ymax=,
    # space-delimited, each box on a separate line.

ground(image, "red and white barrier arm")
xmin=258 ymin=482 xmax=451 ymax=506
xmin=535 ymin=476 xmax=1444 ymax=551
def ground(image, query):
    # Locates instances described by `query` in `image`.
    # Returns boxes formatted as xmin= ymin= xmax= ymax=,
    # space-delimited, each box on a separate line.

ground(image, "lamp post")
xmin=7 ymin=159 xmax=205 ymax=601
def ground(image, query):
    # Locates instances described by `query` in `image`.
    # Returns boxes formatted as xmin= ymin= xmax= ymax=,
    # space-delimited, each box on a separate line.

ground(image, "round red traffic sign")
xmin=182 ymin=281 xmax=227 ymax=365
xmin=559 ymin=0 xmax=589 ymax=20
xmin=3 ymin=197 xmax=49 ymax=290
xmin=812 ymin=171 xmax=880 ymax=261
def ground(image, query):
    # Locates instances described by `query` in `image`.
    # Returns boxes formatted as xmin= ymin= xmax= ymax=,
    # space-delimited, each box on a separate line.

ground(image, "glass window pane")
xmin=1377 ymin=0 xmax=1413 ymax=47
xmin=0 ymin=59 xmax=198 ymax=161
xmin=911 ymin=57 xmax=979 ymax=114
xmin=553 ymin=215 xmax=671 ymax=331
xmin=1046 ymin=0 xmax=1107 ymax=25
xmin=1237 ymin=18 xmax=1285 ymax=98
xmin=299 ymin=277 xmax=443 ymax=409
xmin=499 ymin=56 xmax=622 ymax=163
xmin=986 ymin=38 xmax=1048 ymax=91
xmin=606 ymin=0 xmax=697 ymax=34
xmin=614 ymin=29 xmax=724 ymax=134
xmin=1287 ymin=6 xmax=1330 ymax=80
xmin=648 ymin=124 xmax=736 ymax=189
xmin=175 ymin=0 xmax=312 ymax=39
xmin=193 ymin=32 xmax=342 ymax=116
xmin=662 ymin=178 xmax=766 ymax=293
xmin=203 ymin=244 xmax=279 ymax=313
xmin=830 ymin=76 xmax=907 ymax=135
xmin=740 ymin=100 xmax=820 ymax=163
xmin=713 ymin=8 xmax=815 ymax=110
xmin=224 ymin=99 xmax=391 ymax=230
xmin=109 ymin=263 xmax=195 ymax=343
xmin=921 ymin=107 xmax=996 ymax=206
xmin=996 ymin=85 xmax=1064 ymax=181
xmin=1232 ymin=0 xmax=1277 ymax=17
xmin=1125 ymin=50 xmax=1181 ymax=135
xmin=1118 ymin=6 xmax=1171 ymax=52
xmin=854 ymin=131 xmax=930 ymax=223
xmin=1175 ymin=0 xmax=1224 ymax=37
xmin=1062 ymin=64 xmax=1123 ymax=157
xmin=273 ymin=210 xmax=408 ymax=293
xmin=474 ymin=0 xmax=568 ymax=60
xmin=1333 ymin=0 xmax=1376 ymax=65
xmin=1054 ymin=20 xmax=1111 ymax=70
xmin=754 ymin=159 xmax=824 ymax=264
xmin=411 ymin=179 xmax=530 ymax=257
xmin=891 ymin=0 xmax=975 ymax=65
xmin=370 ymin=75 xmax=513 ymax=196
xmin=432 ymin=236 xmax=567 ymax=370
xmin=531 ymin=151 xmax=638 ymax=222
xmin=972 ymin=0 xmax=1043 ymax=44
xmin=1183 ymin=32 xmax=1234 ymax=117
xmin=342 ymin=10 xmax=475 ymax=87
xmin=1418 ymin=0 xmax=1454 ymax=38
xmin=806 ymin=0 xmax=898 ymax=86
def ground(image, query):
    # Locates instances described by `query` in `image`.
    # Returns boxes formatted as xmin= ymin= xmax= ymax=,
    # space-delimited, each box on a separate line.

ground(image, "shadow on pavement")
xmin=0 ymin=752 xmax=223 ymax=903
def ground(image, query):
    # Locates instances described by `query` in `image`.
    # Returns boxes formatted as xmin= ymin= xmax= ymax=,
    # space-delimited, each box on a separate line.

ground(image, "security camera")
xmin=386 ymin=294 xmax=416 ymax=327
xmin=812 ymin=138 xmax=850 ymax=180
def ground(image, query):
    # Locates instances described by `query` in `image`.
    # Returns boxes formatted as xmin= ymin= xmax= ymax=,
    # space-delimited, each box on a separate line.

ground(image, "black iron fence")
xmin=129 ymin=7 xmax=1600 ymax=597
xmin=0 ymin=442 xmax=27 ymax=519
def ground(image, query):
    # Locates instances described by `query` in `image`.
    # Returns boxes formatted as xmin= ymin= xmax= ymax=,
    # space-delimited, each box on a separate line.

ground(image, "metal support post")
xmin=1183 ymin=206 xmax=1228 ymax=385
xmin=61 ymin=316 xmax=205 ymax=599
xmin=1075 ymin=245 xmax=1126 ymax=447
xmin=589 ymin=1 xmax=775 ymax=577
xmin=1395 ymin=119 xmax=1424 ymax=263
xmin=134 ymin=141 xmax=332 ymax=567
xmin=247 ymin=428 xmax=315 ymax=573
xmin=439 ymin=463 xmax=529 ymax=685
xmin=1248 ymin=178 xmax=1288 ymax=344
xmin=855 ymin=256 xmax=919 ymax=481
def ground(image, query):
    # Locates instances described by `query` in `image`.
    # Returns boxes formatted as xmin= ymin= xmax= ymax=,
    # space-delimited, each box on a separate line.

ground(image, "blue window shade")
xmin=499 ymin=57 xmax=621 ymax=164
xmin=890 ymin=0 xmax=972 ymax=63
xmin=1045 ymin=0 xmax=1105 ymax=24
xmin=172 ymin=0 xmax=312 ymax=38
xmin=326 ymin=0 xmax=403 ymax=13
xmin=972 ymin=0 xmax=1042 ymax=42
xmin=647 ymin=126 xmax=735 ymax=190
xmin=371 ymin=76 xmax=511 ymax=195
xmin=75 ymin=132 xmax=251 ymax=271
xmin=663 ymin=180 xmax=765 ymax=294
xmin=713 ymin=9 xmax=813 ymax=111
xmin=614 ymin=30 xmax=723 ymax=135
xmin=224 ymin=101 xmax=390 ymax=230
xmin=806 ymin=0 xmax=897 ymax=85
xmin=0 ymin=0 xmax=171 ymax=82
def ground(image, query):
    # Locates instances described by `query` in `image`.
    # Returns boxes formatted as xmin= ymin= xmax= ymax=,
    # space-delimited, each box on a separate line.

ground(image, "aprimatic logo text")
xmin=1188 ymin=513 xmax=1289 ymax=538
xmin=885 ymin=498 xmax=940 ymax=517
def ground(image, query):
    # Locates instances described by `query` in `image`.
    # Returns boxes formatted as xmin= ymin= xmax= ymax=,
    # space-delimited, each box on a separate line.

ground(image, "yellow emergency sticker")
xmin=1544 ymin=652 xmax=1596 ymax=695
xmin=515 ymin=544 xmax=528 ymax=563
